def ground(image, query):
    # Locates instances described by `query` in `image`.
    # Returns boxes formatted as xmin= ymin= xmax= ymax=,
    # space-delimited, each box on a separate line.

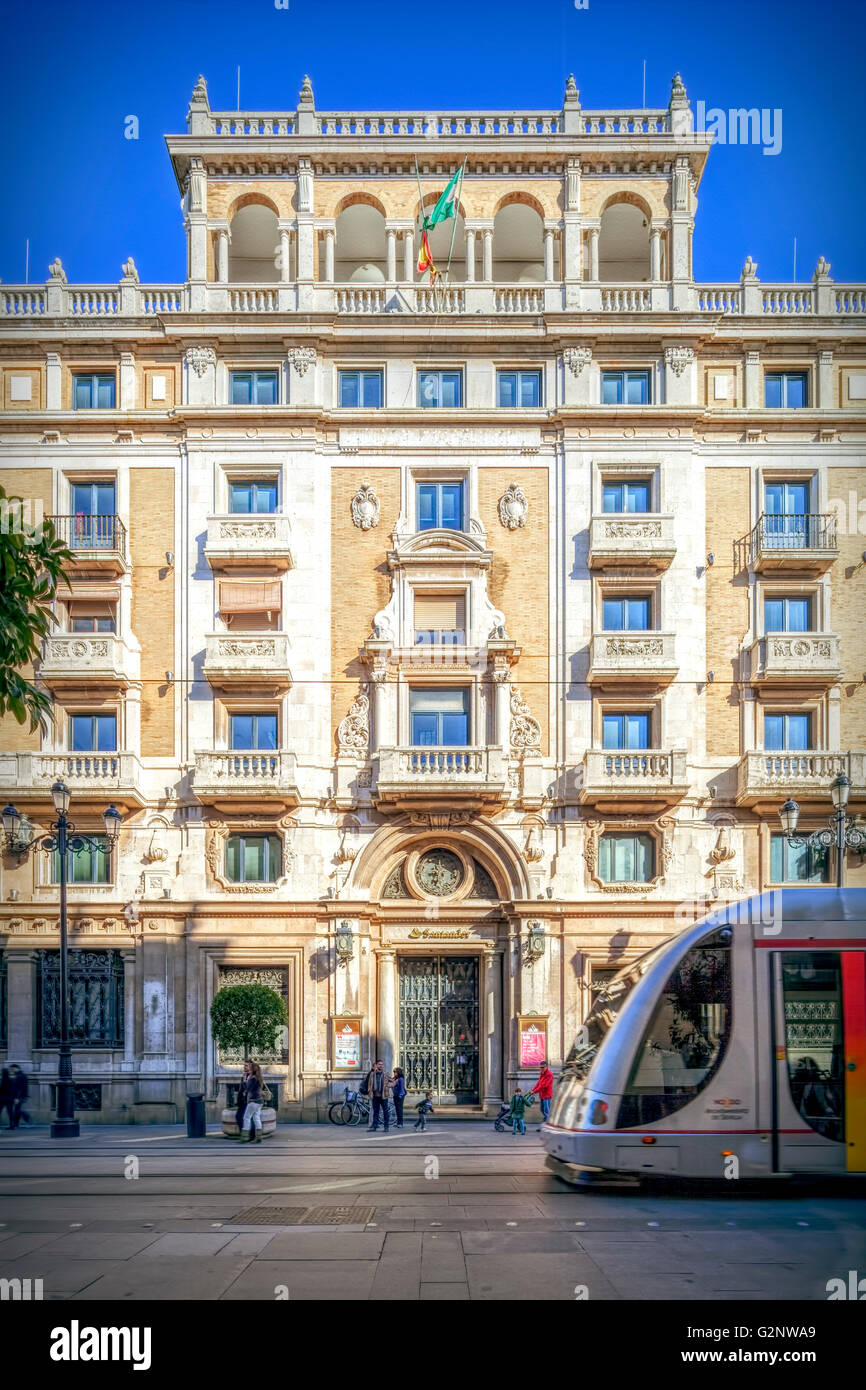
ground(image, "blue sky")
xmin=2 ymin=0 xmax=864 ymax=286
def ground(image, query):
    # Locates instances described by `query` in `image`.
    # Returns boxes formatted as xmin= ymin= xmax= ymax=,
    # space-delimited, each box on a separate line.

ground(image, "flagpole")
xmin=413 ymin=154 xmax=427 ymax=276
xmin=444 ymin=158 xmax=467 ymax=280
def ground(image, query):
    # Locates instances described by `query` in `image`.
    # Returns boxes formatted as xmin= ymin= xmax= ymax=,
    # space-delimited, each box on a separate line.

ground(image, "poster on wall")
xmin=518 ymin=1015 xmax=548 ymax=1068
xmin=332 ymin=1017 xmax=363 ymax=1069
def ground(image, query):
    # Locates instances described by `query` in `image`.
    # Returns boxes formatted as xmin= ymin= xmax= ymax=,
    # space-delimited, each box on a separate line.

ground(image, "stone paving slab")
xmin=260 ymin=1231 xmax=386 ymax=1260
xmin=420 ymin=1232 xmax=466 ymax=1283
xmin=220 ymin=1259 xmax=379 ymax=1300
xmin=420 ymin=1281 xmax=470 ymax=1299
xmin=75 ymin=1255 xmax=257 ymax=1301
xmin=37 ymin=1231 xmax=163 ymax=1260
xmin=465 ymin=1253 xmax=619 ymax=1301
xmin=0 ymin=1257 xmax=125 ymax=1298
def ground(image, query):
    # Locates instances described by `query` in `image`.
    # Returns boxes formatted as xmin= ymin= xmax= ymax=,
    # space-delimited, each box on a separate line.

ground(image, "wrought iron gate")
xmin=398 ymin=956 xmax=479 ymax=1104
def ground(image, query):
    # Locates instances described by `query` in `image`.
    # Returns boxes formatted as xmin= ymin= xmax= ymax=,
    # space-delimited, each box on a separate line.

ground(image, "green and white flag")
xmin=425 ymin=167 xmax=462 ymax=227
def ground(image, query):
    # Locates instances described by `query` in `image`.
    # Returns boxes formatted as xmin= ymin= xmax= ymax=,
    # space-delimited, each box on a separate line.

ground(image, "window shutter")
xmin=413 ymin=593 xmax=465 ymax=631
xmin=219 ymin=580 xmax=282 ymax=614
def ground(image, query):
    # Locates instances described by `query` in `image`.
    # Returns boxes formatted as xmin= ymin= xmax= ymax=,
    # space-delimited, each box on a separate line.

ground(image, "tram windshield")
xmin=561 ymin=938 xmax=677 ymax=1079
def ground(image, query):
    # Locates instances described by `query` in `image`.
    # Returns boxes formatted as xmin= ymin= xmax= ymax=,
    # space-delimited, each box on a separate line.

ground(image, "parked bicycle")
xmin=329 ymin=1086 xmax=395 ymax=1127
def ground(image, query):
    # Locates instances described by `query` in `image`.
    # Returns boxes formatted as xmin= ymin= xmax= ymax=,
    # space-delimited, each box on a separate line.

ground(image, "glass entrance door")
xmin=398 ymin=956 xmax=479 ymax=1104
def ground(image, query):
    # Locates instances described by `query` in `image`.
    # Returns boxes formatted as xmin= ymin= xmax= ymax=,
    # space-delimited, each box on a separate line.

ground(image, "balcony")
xmin=204 ymin=514 xmax=295 ymax=571
xmin=749 ymin=514 xmax=839 ymax=575
xmin=746 ymin=633 xmax=842 ymax=688
xmin=38 ymin=633 xmax=139 ymax=690
xmin=579 ymin=748 xmax=689 ymax=810
xmin=0 ymin=751 xmax=145 ymax=811
xmin=202 ymin=632 xmax=292 ymax=692
xmin=193 ymin=749 xmax=300 ymax=812
xmin=588 ymin=514 xmax=676 ymax=570
xmin=586 ymin=632 xmax=677 ymax=686
xmin=736 ymin=750 xmax=866 ymax=808
xmin=52 ymin=515 xmax=128 ymax=576
xmin=375 ymin=746 xmax=507 ymax=812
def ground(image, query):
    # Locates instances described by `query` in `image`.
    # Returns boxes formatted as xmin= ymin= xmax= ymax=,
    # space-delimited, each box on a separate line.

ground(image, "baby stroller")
xmin=493 ymin=1093 xmax=535 ymax=1132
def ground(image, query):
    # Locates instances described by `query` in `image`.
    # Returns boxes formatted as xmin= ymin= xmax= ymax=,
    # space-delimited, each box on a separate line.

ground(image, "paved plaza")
xmin=0 ymin=1122 xmax=864 ymax=1301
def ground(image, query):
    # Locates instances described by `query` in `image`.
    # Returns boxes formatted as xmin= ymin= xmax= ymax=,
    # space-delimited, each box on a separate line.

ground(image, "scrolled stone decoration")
xmin=337 ymin=690 xmax=370 ymax=755
xmin=351 ymin=482 xmax=380 ymax=531
xmin=665 ymin=345 xmax=695 ymax=377
xmin=287 ymin=346 xmax=316 ymax=377
xmin=498 ymin=484 xmax=528 ymax=531
xmin=563 ymin=346 xmax=592 ymax=377
xmin=708 ymin=824 xmax=736 ymax=868
xmin=510 ymin=686 xmax=542 ymax=753
xmin=184 ymin=346 xmax=216 ymax=378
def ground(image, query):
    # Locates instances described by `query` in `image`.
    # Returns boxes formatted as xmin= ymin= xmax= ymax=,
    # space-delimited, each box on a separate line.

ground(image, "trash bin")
xmin=186 ymin=1092 xmax=206 ymax=1138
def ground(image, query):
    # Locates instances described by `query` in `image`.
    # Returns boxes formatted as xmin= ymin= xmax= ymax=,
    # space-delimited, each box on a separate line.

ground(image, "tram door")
xmin=398 ymin=956 xmax=479 ymax=1104
xmin=772 ymin=950 xmax=866 ymax=1173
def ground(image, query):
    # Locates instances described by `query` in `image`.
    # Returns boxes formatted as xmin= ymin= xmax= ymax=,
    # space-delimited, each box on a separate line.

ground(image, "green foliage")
xmin=209 ymin=983 xmax=288 ymax=1059
xmin=0 ymin=485 xmax=72 ymax=730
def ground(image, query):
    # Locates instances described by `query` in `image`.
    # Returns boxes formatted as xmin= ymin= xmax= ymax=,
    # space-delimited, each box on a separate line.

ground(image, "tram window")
xmin=781 ymin=952 xmax=844 ymax=1144
xmin=618 ymin=928 xmax=732 ymax=1128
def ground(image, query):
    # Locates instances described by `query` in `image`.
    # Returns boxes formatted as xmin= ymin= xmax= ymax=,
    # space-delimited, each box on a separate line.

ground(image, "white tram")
xmin=543 ymin=889 xmax=866 ymax=1182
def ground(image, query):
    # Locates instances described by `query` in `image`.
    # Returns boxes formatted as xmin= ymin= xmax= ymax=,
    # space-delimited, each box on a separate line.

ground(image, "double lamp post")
xmin=778 ymin=773 xmax=864 ymax=888
xmin=2 ymin=780 xmax=120 ymax=1139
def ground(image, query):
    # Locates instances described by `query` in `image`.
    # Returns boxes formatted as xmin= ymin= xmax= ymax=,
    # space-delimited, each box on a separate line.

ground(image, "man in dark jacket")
xmin=367 ymin=1059 xmax=392 ymax=1132
xmin=9 ymin=1066 xmax=32 ymax=1129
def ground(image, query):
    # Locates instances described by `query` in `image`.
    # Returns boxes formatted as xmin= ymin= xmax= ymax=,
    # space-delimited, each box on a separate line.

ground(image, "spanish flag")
xmin=417 ymin=227 xmax=436 ymax=279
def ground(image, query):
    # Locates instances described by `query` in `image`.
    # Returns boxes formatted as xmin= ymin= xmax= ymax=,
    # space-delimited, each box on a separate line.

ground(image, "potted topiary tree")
xmin=210 ymin=983 xmax=288 ymax=1139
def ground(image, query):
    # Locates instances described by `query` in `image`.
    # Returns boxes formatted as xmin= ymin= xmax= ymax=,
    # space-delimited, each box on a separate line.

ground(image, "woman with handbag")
xmin=241 ymin=1060 xmax=266 ymax=1143
xmin=391 ymin=1066 xmax=407 ymax=1128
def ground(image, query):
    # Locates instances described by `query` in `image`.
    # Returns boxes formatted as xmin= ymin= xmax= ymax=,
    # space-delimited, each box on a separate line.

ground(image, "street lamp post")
xmin=2 ymin=781 xmax=120 ymax=1139
xmin=778 ymin=773 xmax=865 ymax=890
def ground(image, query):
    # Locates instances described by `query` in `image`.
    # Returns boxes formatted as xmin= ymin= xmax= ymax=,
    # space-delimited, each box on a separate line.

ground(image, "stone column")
xmin=482 ymin=227 xmax=494 ymax=282
xmin=386 ymin=227 xmax=397 ymax=282
xmin=543 ymin=227 xmax=555 ymax=282
xmin=493 ymin=671 xmax=511 ymax=749
xmin=464 ymin=227 xmax=476 ymax=282
xmin=216 ymin=228 xmax=229 ymax=284
xmin=403 ymin=228 xmax=414 ymax=282
xmin=45 ymin=352 xmax=62 ymax=410
xmin=744 ymin=350 xmax=762 ymax=410
xmin=295 ymin=159 xmax=315 ymax=304
xmin=650 ymin=226 xmax=662 ymax=281
xmin=118 ymin=351 xmax=136 ymax=411
xmin=589 ymin=226 xmax=600 ymax=281
xmin=323 ymin=227 xmax=335 ymax=283
xmin=483 ymin=948 xmax=503 ymax=1110
xmin=278 ymin=228 xmax=291 ymax=283
xmin=5 ymin=949 xmax=36 ymax=1065
xmin=371 ymin=670 xmax=387 ymax=753
xmin=817 ymin=350 xmax=834 ymax=408
xmin=122 ymin=948 xmax=137 ymax=1066
xmin=376 ymin=949 xmax=397 ymax=1073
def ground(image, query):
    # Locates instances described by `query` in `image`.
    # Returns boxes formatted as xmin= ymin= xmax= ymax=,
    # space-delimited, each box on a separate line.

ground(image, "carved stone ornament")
xmin=741 ymin=255 xmax=758 ymax=279
xmin=48 ymin=258 xmax=67 ymax=283
xmin=510 ymin=687 xmax=542 ymax=753
xmin=415 ymin=848 xmax=464 ymax=897
xmin=337 ymin=690 xmax=370 ymax=755
xmin=184 ymin=346 xmax=216 ymax=378
xmin=665 ymin=346 xmax=695 ymax=377
xmin=206 ymin=821 xmax=292 ymax=893
xmin=287 ymin=346 xmax=316 ymax=377
xmin=563 ymin=346 xmax=592 ymax=377
xmin=813 ymin=256 xmax=831 ymax=279
xmin=121 ymin=257 xmax=139 ymax=283
xmin=351 ymin=483 xmax=380 ymax=531
xmin=498 ymin=484 xmax=528 ymax=531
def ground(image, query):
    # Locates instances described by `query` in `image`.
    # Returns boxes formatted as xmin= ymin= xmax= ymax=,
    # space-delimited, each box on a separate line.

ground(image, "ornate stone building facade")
xmin=0 ymin=76 xmax=864 ymax=1121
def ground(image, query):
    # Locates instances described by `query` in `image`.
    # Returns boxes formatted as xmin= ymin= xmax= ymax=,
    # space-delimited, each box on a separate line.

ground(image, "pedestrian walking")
xmin=236 ymin=1060 xmax=251 ymax=1137
xmin=413 ymin=1091 xmax=435 ymax=1131
xmin=367 ymin=1059 xmax=392 ymax=1132
xmin=9 ymin=1065 xmax=32 ymax=1130
xmin=240 ymin=1059 xmax=265 ymax=1143
xmin=507 ymin=1085 xmax=527 ymax=1136
xmin=391 ymin=1066 xmax=406 ymax=1128
xmin=0 ymin=1068 xmax=14 ymax=1130
xmin=528 ymin=1060 xmax=554 ymax=1130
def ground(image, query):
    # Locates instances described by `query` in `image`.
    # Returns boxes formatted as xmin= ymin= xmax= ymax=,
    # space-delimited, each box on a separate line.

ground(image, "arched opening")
xmin=228 ymin=203 xmax=280 ymax=283
xmin=493 ymin=202 xmax=548 ymax=283
xmin=598 ymin=201 xmax=651 ymax=282
xmin=334 ymin=203 xmax=387 ymax=283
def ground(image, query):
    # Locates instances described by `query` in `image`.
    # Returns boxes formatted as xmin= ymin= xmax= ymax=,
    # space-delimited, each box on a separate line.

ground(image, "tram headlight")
xmin=588 ymin=1100 xmax=609 ymax=1126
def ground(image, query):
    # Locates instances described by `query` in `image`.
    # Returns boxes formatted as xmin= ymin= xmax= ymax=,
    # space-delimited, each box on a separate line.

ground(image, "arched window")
xmin=334 ymin=203 xmax=387 ymax=283
xmin=228 ymin=203 xmax=280 ymax=284
xmin=493 ymin=202 xmax=545 ymax=283
xmin=598 ymin=202 xmax=651 ymax=282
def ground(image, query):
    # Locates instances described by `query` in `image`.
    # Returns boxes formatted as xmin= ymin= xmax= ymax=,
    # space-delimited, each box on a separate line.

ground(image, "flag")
xmin=417 ymin=227 xmax=436 ymax=278
xmin=425 ymin=167 xmax=461 ymax=227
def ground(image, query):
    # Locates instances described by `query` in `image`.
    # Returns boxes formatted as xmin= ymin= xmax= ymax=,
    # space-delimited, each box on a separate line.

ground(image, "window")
xmin=229 ymin=712 xmax=278 ymax=750
xmin=338 ymin=370 xmax=383 ymax=408
xmin=782 ymin=952 xmax=844 ymax=1142
xmin=36 ymin=949 xmax=125 ymax=1048
xmin=617 ymin=927 xmax=732 ymax=1127
xmin=69 ymin=607 xmax=116 ymax=634
xmin=417 ymin=481 xmax=464 ymax=532
xmin=497 ymin=370 xmax=542 ymax=408
xmin=764 ymin=711 xmax=811 ymax=751
xmin=765 ymin=372 xmax=808 ymax=409
xmin=414 ymin=593 xmax=466 ymax=646
xmin=410 ymin=688 xmax=469 ymax=746
xmin=602 ymin=595 xmax=651 ymax=631
xmin=71 ymin=482 xmax=117 ymax=549
xmin=601 ymin=370 xmax=651 ymax=405
xmin=770 ymin=834 xmax=829 ymax=884
xmin=229 ymin=480 xmax=278 ymax=514
xmin=230 ymin=371 xmax=279 ymax=406
xmin=73 ymin=374 xmax=115 ymax=409
xmin=598 ymin=832 xmax=655 ymax=883
xmin=602 ymin=712 xmax=651 ymax=749
xmin=225 ymin=834 xmax=282 ymax=883
xmin=602 ymin=479 xmax=651 ymax=513
xmin=52 ymin=835 xmax=111 ymax=885
xmin=69 ymin=713 xmax=117 ymax=752
xmin=764 ymin=595 xmax=812 ymax=632
xmin=417 ymin=370 xmax=463 ymax=408
xmin=764 ymin=481 xmax=812 ymax=547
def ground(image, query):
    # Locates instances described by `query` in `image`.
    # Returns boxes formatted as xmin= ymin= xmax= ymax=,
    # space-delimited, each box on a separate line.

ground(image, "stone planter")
xmin=220 ymin=1106 xmax=277 ymax=1138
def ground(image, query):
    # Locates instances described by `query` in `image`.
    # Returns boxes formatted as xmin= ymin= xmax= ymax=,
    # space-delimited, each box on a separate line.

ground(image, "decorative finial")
xmin=565 ymin=73 xmax=578 ymax=98
xmin=299 ymin=74 xmax=314 ymax=103
xmin=191 ymin=74 xmax=208 ymax=104
xmin=121 ymin=257 xmax=139 ymax=283
xmin=671 ymin=71 xmax=687 ymax=99
xmin=48 ymin=257 xmax=66 ymax=283
xmin=741 ymin=255 xmax=758 ymax=279
xmin=813 ymin=255 xmax=831 ymax=280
